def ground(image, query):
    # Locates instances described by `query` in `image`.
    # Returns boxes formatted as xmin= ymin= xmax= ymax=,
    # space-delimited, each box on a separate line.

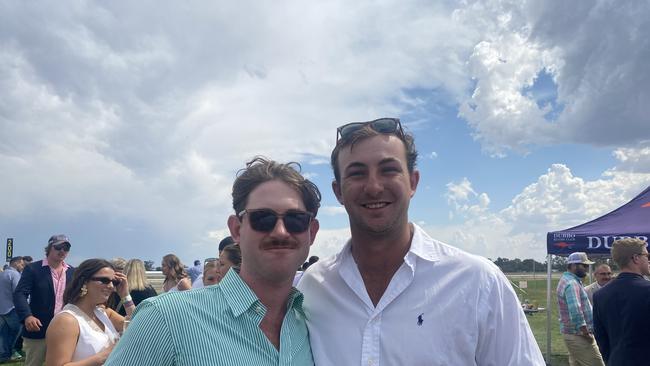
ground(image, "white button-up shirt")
xmin=298 ymin=224 xmax=545 ymax=365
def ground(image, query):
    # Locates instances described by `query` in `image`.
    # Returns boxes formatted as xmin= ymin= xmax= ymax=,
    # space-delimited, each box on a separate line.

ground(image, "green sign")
xmin=6 ymin=238 xmax=13 ymax=262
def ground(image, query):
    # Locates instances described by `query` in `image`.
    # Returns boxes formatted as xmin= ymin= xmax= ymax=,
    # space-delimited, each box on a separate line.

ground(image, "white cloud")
xmin=453 ymin=1 xmax=650 ymax=155
xmin=1 ymin=1 xmax=648 ymax=263
xmin=319 ymin=206 xmax=347 ymax=216
xmin=0 ymin=1 xmax=480 ymax=261
xmin=309 ymin=227 xmax=350 ymax=259
xmin=445 ymin=178 xmax=490 ymax=219
xmin=434 ymin=163 xmax=650 ymax=261
xmin=612 ymin=144 xmax=650 ymax=173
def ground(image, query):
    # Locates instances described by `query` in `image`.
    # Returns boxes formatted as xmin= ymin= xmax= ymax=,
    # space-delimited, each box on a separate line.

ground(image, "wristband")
xmin=124 ymin=300 xmax=135 ymax=308
xmin=122 ymin=295 xmax=133 ymax=303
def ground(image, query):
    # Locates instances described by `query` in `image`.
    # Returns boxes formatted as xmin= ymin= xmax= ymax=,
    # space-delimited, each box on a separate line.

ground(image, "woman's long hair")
xmin=124 ymin=258 xmax=151 ymax=291
xmin=162 ymin=254 xmax=187 ymax=282
xmin=64 ymin=259 xmax=114 ymax=305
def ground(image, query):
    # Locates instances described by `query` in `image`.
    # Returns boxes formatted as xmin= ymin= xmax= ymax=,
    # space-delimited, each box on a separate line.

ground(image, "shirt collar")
xmin=337 ymin=223 xmax=441 ymax=265
xmin=42 ymin=258 xmax=70 ymax=269
xmin=408 ymin=223 xmax=440 ymax=263
xmin=219 ymin=269 xmax=305 ymax=318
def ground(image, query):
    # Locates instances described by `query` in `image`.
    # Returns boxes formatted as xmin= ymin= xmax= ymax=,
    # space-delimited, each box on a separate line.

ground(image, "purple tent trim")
xmin=547 ymin=185 xmax=650 ymax=256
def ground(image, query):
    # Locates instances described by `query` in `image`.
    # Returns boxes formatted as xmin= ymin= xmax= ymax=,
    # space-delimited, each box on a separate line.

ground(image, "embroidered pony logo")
xmin=417 ymin=313 xmax=424 ymax=326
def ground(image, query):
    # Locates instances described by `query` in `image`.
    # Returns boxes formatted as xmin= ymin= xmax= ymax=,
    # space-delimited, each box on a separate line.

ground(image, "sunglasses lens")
xmin=246 ymin=209 xmax=312 ymax=233
xmin=283 ymin=212 xmax=312 ymax=233
xmin=53 ymin=244 xmax=71 ymax=251
xmin=370 ymin=118 xmax=398 ymax=133
xmin=112 ymin=279 xmax=120 ymax=286
xmin=248 ymin=210 xmax=279 ymax=232
xmin=337 ymin=118 xmax=401 ymax=142
xmin=339 ymin=123 xmax=364 ymax=140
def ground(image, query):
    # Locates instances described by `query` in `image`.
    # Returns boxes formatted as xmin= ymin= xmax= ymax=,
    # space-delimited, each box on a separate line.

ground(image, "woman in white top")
xmin=161 ymin=254 xmax=191 ymax=292
xmin=45 ymin=259 xmax=136 ymax=366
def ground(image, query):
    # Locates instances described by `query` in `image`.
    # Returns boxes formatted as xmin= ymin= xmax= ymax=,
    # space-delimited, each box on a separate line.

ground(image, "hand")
xmin=114 ymin=272 xmax=130 ymax=298
xmin=24 ymin=315 xmax=42 ymax=332
xmin=95 ymin=342 xmax=116 ymax=364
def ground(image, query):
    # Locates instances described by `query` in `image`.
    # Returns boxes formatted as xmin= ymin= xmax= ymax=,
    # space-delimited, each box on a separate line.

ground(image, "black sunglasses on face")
xmin=336 ymin=118 xmax=404 ymax=144
xmin=238 ymin=208 xmax=313 ymax=234
xmin=52 ymin=243 xmax=71 ymax=252
xmin=90 ymin=277 xmax=120 ymax=286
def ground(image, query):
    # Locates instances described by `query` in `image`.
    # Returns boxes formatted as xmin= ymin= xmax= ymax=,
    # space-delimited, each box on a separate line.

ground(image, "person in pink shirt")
xmin=13 ymin=234 xmax=75 ymax=366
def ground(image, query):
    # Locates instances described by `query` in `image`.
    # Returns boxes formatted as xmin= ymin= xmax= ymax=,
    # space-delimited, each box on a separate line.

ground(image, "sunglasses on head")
xmin=336 ymin=118 xmax=404 ymax=144
xmin=52 ymin=243 xmax=71 ymax=252
xmin=90 ymin=277 xmax=120 ymax=286
xmin=238 ymin=208 xmax=313 ymax=234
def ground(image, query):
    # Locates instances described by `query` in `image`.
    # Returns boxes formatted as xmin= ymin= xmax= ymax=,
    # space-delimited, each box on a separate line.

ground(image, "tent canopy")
xmin=547 ymin=186 xmax=650 ymax=256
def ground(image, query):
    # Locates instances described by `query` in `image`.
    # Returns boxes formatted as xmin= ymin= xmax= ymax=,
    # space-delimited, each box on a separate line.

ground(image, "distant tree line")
xmin=492 ymin=257 xmax=569 ymax=272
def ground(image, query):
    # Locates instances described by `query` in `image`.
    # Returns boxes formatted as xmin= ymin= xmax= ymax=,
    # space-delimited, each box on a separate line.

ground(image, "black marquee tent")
xmin=542 ymin=185 xmax=650 ymax=360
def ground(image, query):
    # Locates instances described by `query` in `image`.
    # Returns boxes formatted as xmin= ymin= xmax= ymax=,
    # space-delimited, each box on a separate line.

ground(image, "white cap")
xmin=567 ymin=252 xmax=595 ymax=265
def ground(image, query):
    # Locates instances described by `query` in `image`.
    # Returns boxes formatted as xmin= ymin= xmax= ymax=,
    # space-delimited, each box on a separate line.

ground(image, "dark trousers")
xmin=0 ymin=309 xmax=22 ymax=360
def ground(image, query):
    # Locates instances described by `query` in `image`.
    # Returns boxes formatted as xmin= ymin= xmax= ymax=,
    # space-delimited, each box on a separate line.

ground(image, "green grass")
xmin=508 ymin=275 xmax=569 ymax=366
xmin=0 ymin=360 xmax=22 ymax=365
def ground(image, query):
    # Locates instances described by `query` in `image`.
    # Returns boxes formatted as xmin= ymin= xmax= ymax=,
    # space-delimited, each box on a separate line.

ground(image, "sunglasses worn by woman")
xmin=45 ymin=259 xmax=137 ymax=366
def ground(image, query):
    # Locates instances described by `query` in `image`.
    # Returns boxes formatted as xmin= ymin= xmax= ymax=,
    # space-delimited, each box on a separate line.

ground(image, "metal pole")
xmin=546 ymin=254 xmax=552 ymax=364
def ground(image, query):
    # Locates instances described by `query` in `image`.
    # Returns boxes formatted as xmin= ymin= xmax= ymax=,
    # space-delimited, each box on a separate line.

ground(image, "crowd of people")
xmin=1 ymin=234 xmax=242 ymax=366
xmin=3 ymin=117 xmax=646 ymax=365
xmin=557 ymin=242 xmax=650 ymax=366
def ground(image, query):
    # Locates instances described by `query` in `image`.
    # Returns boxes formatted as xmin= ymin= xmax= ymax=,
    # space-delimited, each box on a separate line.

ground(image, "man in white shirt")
xmin=584 ymin=264 xmax=612 ymax=304
xmin=298 ymin=118 xmax=545 ymax=365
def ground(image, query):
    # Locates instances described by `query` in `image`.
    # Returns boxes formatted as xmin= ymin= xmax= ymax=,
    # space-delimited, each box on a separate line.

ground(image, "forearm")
xmin=54 ymin=354 xmax=106 ymax=366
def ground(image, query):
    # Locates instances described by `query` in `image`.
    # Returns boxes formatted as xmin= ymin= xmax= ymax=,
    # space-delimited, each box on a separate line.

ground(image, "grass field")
xmin=5 ymin=275 xmax=571 ymax=366
xmin=507 ymin=275 xmax=569 ymax=366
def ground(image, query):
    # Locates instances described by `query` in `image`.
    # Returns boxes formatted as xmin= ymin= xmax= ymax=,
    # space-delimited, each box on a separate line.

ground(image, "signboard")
xmin=6 ymin=238 xmax=13 ymax=262
xmin=518 ymin=281 xmax=528 ymax=289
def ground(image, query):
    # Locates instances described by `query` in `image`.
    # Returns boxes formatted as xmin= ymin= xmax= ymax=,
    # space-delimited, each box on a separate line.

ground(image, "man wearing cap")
xmin=593 ymin=238 xmax=650 ymax=365
xmin=584 ymin=263 xmax=612 ymax=304
xmin=13 ymin=235 xmax=75 ymax=366
xmin=556 ymin=252 xmax=604 ymax=366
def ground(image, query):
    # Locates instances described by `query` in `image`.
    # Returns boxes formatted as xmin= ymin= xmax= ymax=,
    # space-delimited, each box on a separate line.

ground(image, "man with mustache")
xmin=107 ymin=157 xmax=320 ymax=365
xmin=556 ymin=252 xmax=604 ymax=366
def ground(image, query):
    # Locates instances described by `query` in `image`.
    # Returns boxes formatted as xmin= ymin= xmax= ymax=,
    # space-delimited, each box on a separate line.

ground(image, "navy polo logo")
xmin=417 ymin=313 xmax=424 ymax=326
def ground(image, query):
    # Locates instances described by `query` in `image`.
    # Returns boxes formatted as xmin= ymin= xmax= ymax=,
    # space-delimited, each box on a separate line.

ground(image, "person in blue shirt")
xmin=0 ymin=256 xmax=25 ymax=363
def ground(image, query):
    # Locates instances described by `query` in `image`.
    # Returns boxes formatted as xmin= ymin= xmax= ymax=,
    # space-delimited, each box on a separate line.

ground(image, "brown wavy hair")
xmin=64 ymin=259 xmax=114 ymax=305
xmin=232 ymin=156 xmax=321 ymax=217
xmin=162 ymin=254 xmax=188 ymax=282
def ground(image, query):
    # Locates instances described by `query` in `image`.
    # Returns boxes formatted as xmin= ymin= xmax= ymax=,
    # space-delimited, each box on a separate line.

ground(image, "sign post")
xmin=6 ymin=238 xmax=13 ymax=262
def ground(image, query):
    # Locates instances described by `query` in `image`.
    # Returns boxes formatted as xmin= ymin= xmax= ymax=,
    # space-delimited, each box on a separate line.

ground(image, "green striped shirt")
xmin=105 ymin=270 xmax=314 ymax=366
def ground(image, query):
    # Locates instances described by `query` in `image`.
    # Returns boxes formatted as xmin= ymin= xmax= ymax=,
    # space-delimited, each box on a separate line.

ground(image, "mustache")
xmin=261 ymin=238 xmax=299 ymax=249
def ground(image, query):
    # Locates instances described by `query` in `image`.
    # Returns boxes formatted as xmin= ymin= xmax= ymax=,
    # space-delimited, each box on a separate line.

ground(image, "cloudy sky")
xmin=2 ymin=0 xmax=649 ymax=266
